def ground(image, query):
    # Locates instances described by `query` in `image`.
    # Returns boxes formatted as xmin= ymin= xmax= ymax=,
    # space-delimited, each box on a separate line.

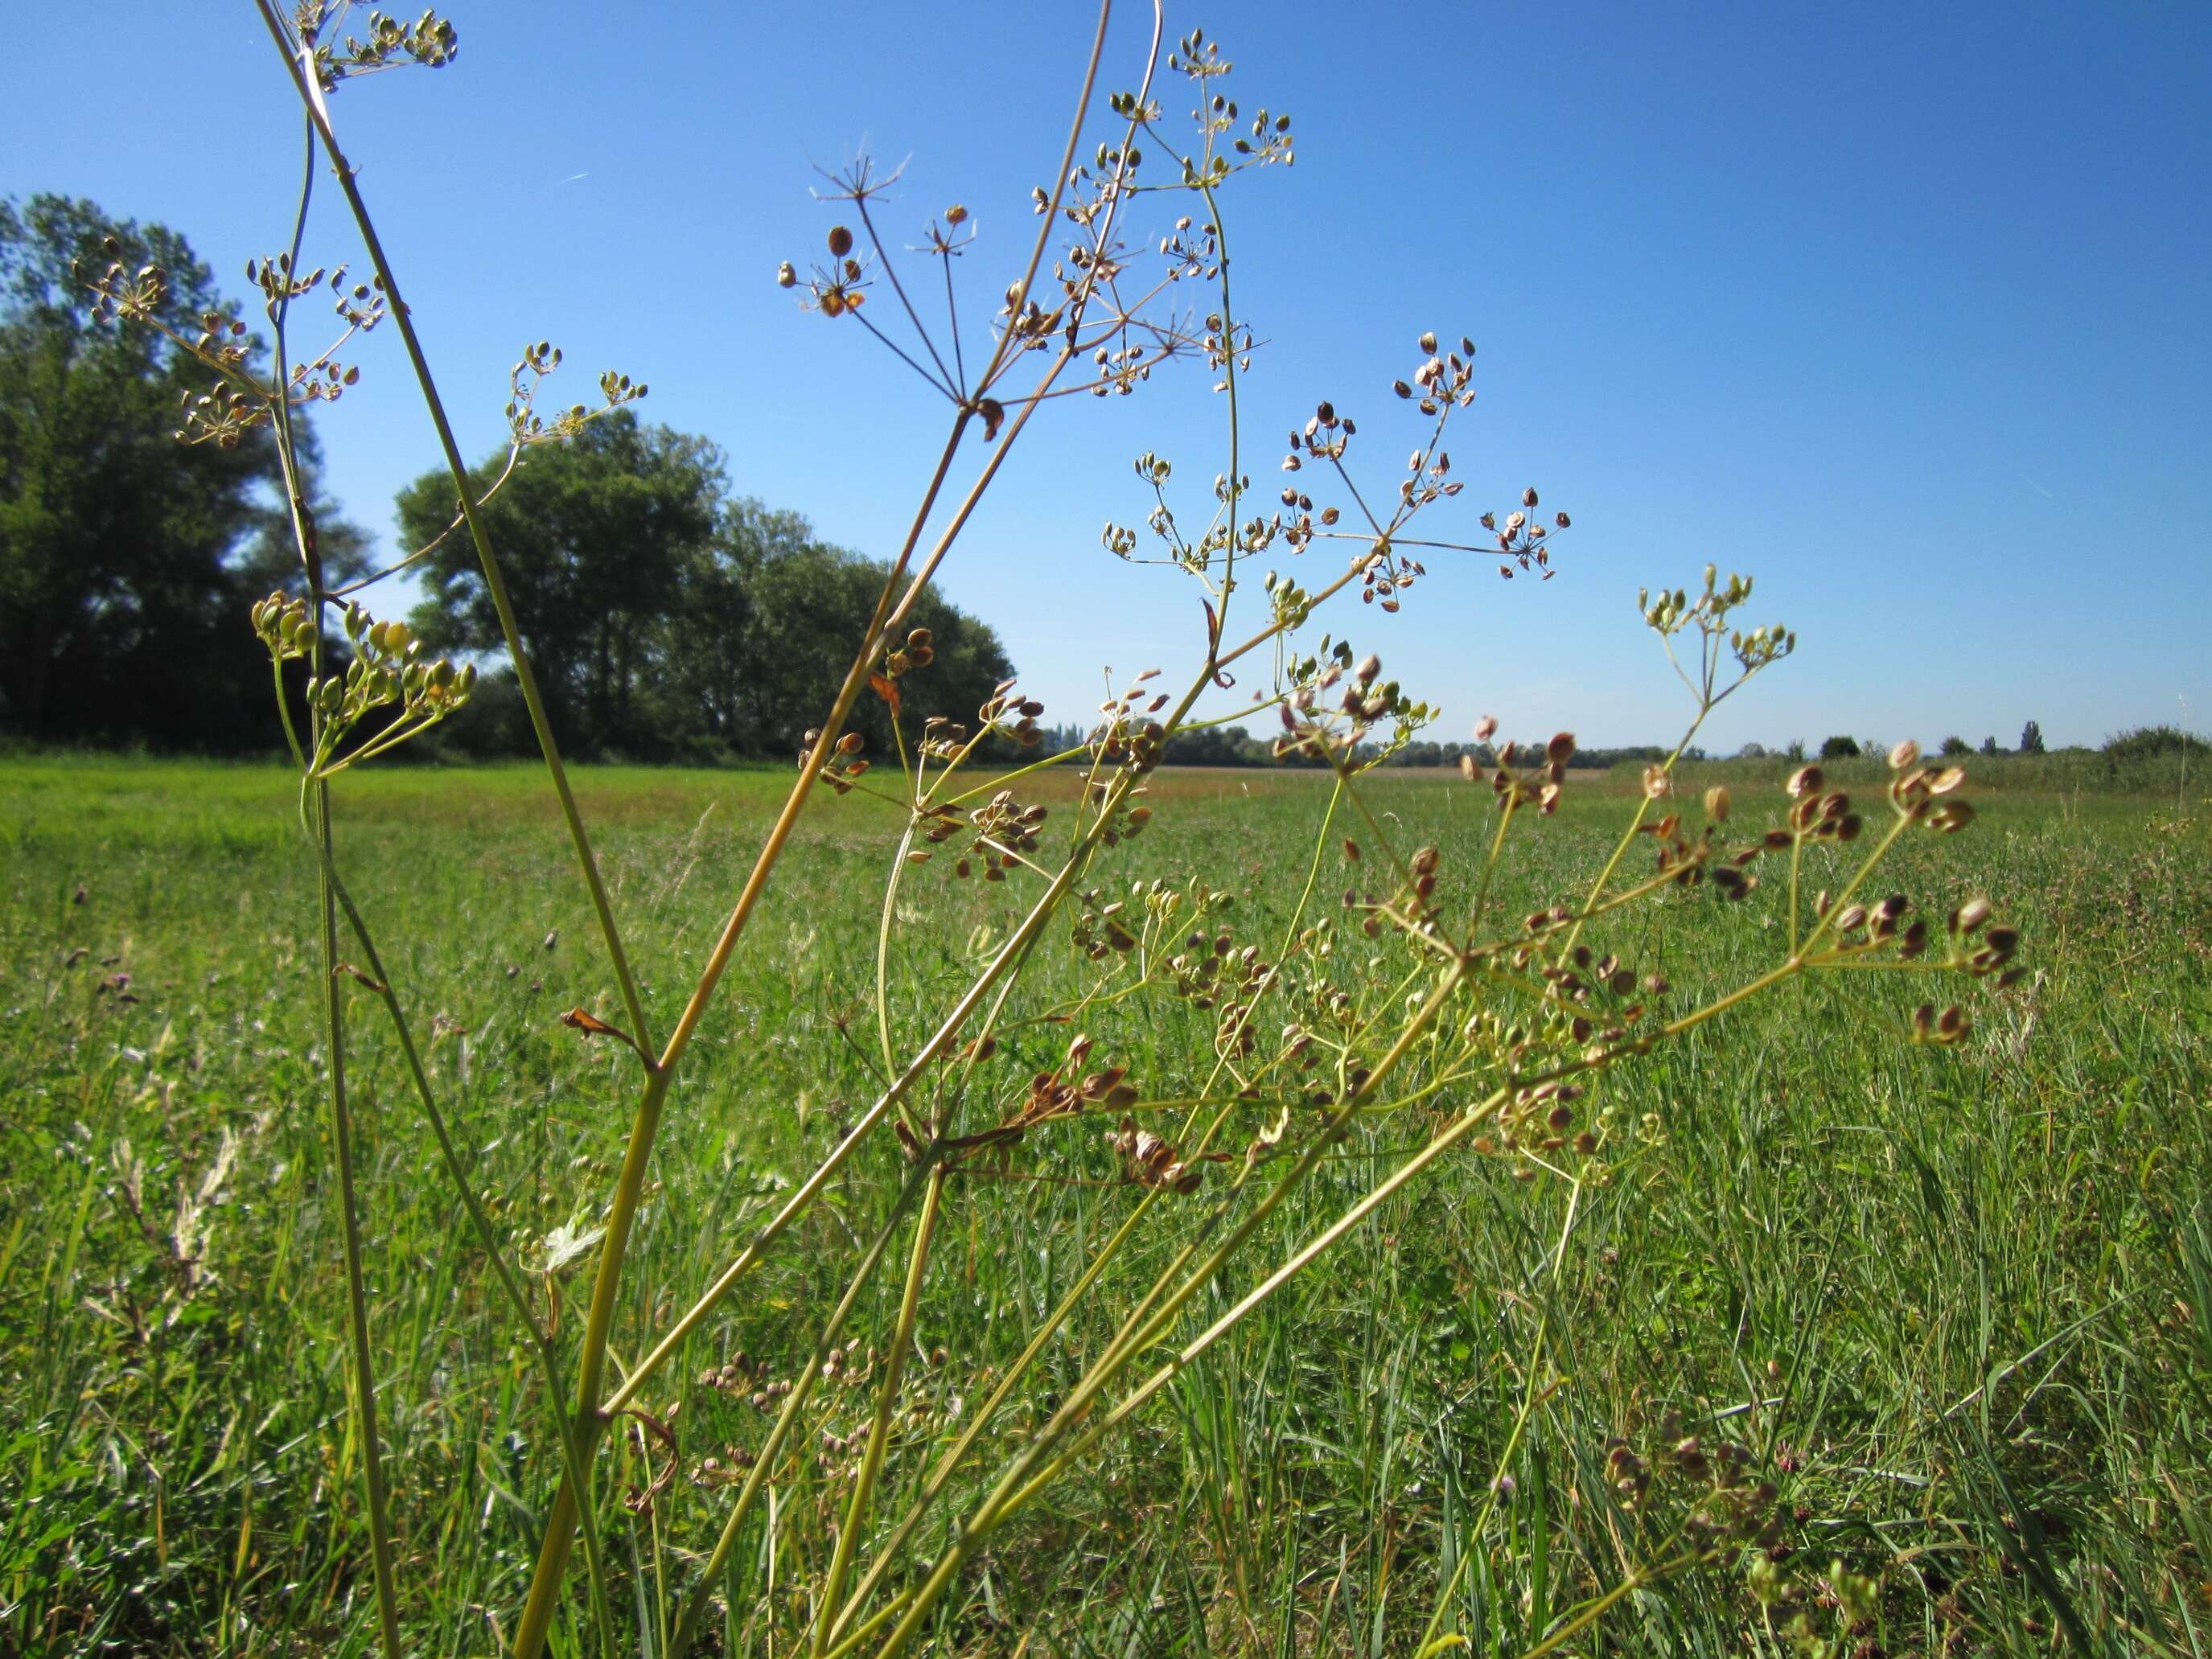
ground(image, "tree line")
xmin=394 ymin=415 xmax=1012 ymax=762
xmin=1 ymin=194 xmax=1010 ymax=762
xmin=6 ymin=195 xmax=2202 ymax=774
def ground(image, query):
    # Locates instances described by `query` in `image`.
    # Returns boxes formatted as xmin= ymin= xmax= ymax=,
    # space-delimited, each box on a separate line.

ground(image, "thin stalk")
xmin=263 ymin=114 xmax=401 ymax=1657
xmin=254 ymin=0 xmax=653 ymax=1057
xmin=664 ymin=1164 xmax=935 ymax=1656
xmin=1464 ymin=792 xmax=1521 ymax=944
xmin=853 ymin=192 xmax=959 ymax=397
xmin=812 ymin=1168 xmax=944 ymax=1654
xmin=1190 ymin=171 xmax=1244 ymax=643
xmin=311 ymin=802 xmax=401 ymax=1657
xmin=940 ymin=247 xmax=965 ymax=395
xmin=329 ymin=442 xmax=522 ymax=598
xmin=868 ymin=962 xmax=1472 ymax=1659
xmin=312 ymin=847 xmax=617 ymax=1651
xmin=876 ymin=818 xmax=920 ymax=1085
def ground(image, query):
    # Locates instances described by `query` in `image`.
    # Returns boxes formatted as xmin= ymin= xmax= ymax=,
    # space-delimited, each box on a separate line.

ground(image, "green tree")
xmin=2019 ymin=718 xmax=2046 ymax=754
xmin=1819 ymin=733 xmax=1862 ymax=760
xmin=725 ymin=537 xmax=1013 ymax=761
xmin=0 ymin=194 xmax=359 ymax=745
xmin=401 ymin=416 xmax=1015 ymax=760
xmin=400 ymin=411 xmax=721 ymax=757
xmin=656 ymin=496 xmax=812 ymax=754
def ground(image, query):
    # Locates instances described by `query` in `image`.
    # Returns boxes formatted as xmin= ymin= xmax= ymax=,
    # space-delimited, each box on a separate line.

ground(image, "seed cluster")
xmin=1104 ymin=1115 xmax=1211 ymax=1193
xmin=1277 ymin=647 xmax=1438 ymax=767
xmin=1604 ymin=1407 xmax=1785 ymax=1561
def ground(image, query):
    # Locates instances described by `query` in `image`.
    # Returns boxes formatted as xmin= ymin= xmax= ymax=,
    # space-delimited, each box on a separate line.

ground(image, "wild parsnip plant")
xmin=56 ymin=4 xmax=2091 ymax=1655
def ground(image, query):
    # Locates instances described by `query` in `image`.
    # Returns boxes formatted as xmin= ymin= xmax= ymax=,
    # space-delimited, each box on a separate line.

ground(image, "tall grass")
xmin=2 ymin=760 xmax=2207 ymax=1653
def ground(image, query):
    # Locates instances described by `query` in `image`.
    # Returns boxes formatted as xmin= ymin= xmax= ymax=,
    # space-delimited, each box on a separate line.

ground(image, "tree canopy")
xmin=0 ymin=194 xmax=360 ymax=746
xmin=397 ymin=412 xmax=1015 ymax=762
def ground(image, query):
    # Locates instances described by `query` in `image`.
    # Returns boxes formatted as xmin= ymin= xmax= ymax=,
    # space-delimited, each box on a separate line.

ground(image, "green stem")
xmin=812 ymin=1168 xmax=944 ymax=1655
xmin=263 ymin=110 xmax=402 ymax=1657
xmin=313 ymin=848 xmax=617 ymax=1652
xmin=254 ymin=0 xmax=653 ymax=1057
xmin=311 ymin=787 xmax=401 ymax=1656
xmin=876 ymin=818 xmax=919 ymax=1085
xmin=664 ymin=1164 xmax=936 ymax=1656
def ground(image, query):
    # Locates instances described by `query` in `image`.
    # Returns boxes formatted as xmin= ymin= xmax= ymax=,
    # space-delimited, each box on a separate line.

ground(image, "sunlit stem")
xmin=812 ymin=1168 xmax=944 ymax=1655
xmin=664 ymin=1161 xmax=935 ymax=1656
xmin=868 ymin=960 xmax=1470 ymax=1659
xmin=261 ymin=116 xmax=401 ymax=1658
xmin=312 ymin=848 xmax=616 ymax=1649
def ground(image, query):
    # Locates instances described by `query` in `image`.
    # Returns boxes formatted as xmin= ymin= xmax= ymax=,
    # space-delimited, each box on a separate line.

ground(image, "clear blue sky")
xmin=7 ymin=2 xmax=2207 ymax=751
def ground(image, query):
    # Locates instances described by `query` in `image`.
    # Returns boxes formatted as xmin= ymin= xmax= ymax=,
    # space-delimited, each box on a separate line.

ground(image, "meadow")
xmin=2 ymin=754 xmax=2206 ymax=1657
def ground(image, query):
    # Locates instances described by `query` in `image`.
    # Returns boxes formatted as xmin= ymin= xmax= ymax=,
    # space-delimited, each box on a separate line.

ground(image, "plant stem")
xmin=868 ymin=961 xmax=1473 ymax=1659
xmin=254 ymin=0 xmax=653 ymax=1058
xmin=262 ymin=111 xmax=403 ymax=1657
xmin=310 ymin=790 xmax=401 ymax=1656
xmin=812 ymin=1168 xmax=944 ymax=1654
xmin=312 ymin=848 xmax=618 ymax=1652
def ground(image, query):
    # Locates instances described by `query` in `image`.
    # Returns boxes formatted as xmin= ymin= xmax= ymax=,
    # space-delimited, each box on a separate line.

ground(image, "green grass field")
xmin=2 ymin=755 xmax=2206 ymax=1657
